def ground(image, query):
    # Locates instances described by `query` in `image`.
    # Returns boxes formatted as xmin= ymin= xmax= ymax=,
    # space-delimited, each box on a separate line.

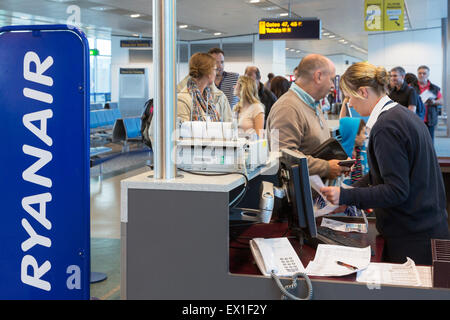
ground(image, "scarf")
xmin=350 ymin=146 xmax=363 ymax=183
xmin=187 ymin=78 xmax=221 ymax=122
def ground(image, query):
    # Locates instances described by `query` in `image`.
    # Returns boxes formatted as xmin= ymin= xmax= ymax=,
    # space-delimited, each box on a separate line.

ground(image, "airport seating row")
xmin=90 ymin=109 xmax=122 ymax=129
xmin=90 ymin=102 xmax=118 ymax=111
xmin=112 ymin=117 xmax=142 ymax=142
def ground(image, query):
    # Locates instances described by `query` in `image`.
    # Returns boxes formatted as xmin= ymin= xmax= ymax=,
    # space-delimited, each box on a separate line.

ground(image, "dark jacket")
xmin=340 ymin=105 xmax=448 ymax=239
xmin=424 ymin=82 xmax=441 ymax=127
xmin=258 ymin=82 xmax=277 ymax=124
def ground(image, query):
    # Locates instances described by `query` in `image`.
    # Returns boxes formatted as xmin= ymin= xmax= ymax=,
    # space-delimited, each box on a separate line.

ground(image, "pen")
xmin=336 ymin=260 xmax=358 ymax=270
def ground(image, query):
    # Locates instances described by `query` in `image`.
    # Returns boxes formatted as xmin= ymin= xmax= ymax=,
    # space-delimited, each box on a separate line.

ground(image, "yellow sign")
xmin=258 ymin=19 xmax=321 ymax=40
xmin=384 ymin=0 xmax=404 ymax=31
xmin=364 ymin=0 xmax=383 ymax=31
xmin=364 ymin=0 xmax=404 ymax=31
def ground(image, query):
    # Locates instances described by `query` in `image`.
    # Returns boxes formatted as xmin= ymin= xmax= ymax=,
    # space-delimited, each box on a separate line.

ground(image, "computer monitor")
xmin=279 ymin=149 xmax=317 ymax=240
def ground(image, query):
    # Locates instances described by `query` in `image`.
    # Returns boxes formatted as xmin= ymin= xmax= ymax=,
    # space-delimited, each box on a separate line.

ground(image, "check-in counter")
xmin=120 ymin=156 xmax=450 ymax=299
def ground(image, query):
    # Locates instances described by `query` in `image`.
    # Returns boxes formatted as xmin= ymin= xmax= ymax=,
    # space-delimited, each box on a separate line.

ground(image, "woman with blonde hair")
xmin=321 ymin=62 xmax=448 ymax=265
xmin=233 ymin=75 xmax=265 ymax=138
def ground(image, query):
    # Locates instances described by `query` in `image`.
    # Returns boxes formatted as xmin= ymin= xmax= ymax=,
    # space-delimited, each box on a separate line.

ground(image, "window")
xmin=89 ymin=38 xmax=112 ymax=104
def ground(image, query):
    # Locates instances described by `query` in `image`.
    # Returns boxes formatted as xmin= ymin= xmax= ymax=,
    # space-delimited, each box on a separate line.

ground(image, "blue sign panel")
xmin=0 ymin=25 xmax=90 ymax=299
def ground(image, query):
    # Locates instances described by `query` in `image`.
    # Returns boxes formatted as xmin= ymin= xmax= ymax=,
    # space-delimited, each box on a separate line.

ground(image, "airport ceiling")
xmin=0 ymin=0 xmax=447 ymax=60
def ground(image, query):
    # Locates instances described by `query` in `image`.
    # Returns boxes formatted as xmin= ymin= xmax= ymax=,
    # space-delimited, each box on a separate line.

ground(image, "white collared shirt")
xmin=365 ymin=95 xmax=397 ymax=132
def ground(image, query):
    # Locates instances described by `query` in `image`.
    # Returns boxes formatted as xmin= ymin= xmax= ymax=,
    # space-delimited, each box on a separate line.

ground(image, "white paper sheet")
xmin=420 ymin=90 xmax=436 ymax=103
xmin=305 ymin=244 xmax=371 ymax=276
xmin=309 ymin=175 xmax=339 ymax=217
xmin=356 ymin=258 xmax=429 ymax=287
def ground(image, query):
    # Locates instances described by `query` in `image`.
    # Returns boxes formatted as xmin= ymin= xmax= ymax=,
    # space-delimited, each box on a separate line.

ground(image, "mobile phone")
xmin=338 ymin=160 xmax=356 ymax=167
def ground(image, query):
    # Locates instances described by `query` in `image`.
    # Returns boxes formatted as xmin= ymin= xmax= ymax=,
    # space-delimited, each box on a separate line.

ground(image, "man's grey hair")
xmin=390 ymin=66 xmax=406 ymax=76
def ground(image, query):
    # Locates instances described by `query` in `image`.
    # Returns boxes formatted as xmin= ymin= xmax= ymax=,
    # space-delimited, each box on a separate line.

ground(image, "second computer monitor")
xmin=280 ymin=149 xmax=317 ymax=239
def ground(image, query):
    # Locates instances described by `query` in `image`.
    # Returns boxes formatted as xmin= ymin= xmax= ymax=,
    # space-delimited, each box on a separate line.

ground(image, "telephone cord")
xmin=271 ymin=271 xmax=313 ymax=300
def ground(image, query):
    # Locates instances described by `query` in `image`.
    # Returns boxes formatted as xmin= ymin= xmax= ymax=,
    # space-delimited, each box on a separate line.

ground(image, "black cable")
xmin=177 ymin=168 xmax=249 ymax=208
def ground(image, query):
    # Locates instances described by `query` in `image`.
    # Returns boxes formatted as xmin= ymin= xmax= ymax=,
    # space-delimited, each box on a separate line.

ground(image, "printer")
xmin=176 ymin=121 xmax=269 ymax=174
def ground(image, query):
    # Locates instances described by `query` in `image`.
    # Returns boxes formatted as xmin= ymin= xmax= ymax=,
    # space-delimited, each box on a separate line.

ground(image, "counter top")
xmin=120 ymin=152 xmax=280 ymax=222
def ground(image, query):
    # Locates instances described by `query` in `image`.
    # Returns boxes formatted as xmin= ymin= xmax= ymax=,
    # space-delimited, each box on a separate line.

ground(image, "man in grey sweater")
xmin=267 ymin=54 xmax=349 ymax=179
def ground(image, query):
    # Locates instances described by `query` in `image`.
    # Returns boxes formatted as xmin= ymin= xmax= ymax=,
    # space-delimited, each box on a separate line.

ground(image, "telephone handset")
xmin=250 ymin=237 xmax=305 ymax=277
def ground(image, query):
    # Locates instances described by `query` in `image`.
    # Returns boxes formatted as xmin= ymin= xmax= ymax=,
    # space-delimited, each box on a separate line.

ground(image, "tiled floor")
xmin=89 ymin=149 xmax=151 ymax=300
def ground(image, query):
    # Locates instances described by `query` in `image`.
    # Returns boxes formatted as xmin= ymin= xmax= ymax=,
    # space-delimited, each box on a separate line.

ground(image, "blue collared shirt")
xmin=290 ymin=83 xmax=324 ymax=128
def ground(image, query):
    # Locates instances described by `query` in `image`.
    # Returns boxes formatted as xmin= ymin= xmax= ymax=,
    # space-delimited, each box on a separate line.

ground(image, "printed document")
xmin=356 ymin=257 xmax=431 ymax=287
xmin=420 ymin=90 xmax=436 ymax=103
xmin=305 ymin=244 xmax=371 ymax=276
xmin=321 ymin=217 xmax=368 ymax=233
xmin=309 ymin=175 xmax=339 ymax=217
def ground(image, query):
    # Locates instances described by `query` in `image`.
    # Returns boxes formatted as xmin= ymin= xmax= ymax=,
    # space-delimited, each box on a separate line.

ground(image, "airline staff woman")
xmin=321 ymin=62 xmax=449 ymax=265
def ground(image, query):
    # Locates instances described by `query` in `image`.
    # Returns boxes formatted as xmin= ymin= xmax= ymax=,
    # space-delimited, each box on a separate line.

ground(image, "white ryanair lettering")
xmin=21 ymin=51 xmax=54 ymax=291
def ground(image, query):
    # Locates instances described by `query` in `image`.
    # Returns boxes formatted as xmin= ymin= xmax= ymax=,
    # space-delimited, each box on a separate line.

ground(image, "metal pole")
xmin=444 ymin=15 xmax=450 ymax=137
xmin=153 ymin=0 xmax=177 ymax=179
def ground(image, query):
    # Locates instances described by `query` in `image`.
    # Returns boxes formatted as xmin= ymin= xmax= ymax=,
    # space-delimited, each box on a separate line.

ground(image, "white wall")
xmin=286 ymin=57 xmax=300 ymax=77
xmin=111 ymin=35 xmax=288 ymax=99
xmin=327 ymin=54 xmax=364 ymax=76
xmin=110 ymin=36 xmax=153 ymax=102
xmin=286 ymin=54 xmax=363 ymax=78
xmin=368 ymin=27 xmax=443 ymax=87
xmin=253 ymin=37 xmax=286 ymax=82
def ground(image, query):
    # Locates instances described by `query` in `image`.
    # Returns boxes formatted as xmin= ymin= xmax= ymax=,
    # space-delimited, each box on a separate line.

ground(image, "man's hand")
xmin=327 ymin=159 xmax=351 ymax=180
xmin=320 ymin=186 xmax=341 ymax=205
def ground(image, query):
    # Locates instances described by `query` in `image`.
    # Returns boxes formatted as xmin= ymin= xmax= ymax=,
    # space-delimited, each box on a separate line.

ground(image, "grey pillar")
xmin=153 ymin=0 xmax=177 ymax=179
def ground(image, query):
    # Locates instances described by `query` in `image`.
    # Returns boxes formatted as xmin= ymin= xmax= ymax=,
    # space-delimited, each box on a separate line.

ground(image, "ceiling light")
xmin=90 ymin=6 xmax=115 ymax=11
xmin=296 ymin=50 xmax=301 ymax=53
xmin=214 ymin=32 xmax=222 ymax=36
xmin=130 ymin=14 xmax=141 ymax=18
xmin=249 ymin=0 xmax=261 ymax=3
xmin=323 ymin=32 xmax=330 ymax=36
xmin=285 ymin=47 xmax=290 ymax=50
xmin=289 ymin=48 xmax=295 ymax=51
xmin=179 ymin=25 xmax=188 ymax=29
xmin=328 ymin=35 xmax=336 ymax=38
xmin=279 ymin=13 xmax=289 ymax=17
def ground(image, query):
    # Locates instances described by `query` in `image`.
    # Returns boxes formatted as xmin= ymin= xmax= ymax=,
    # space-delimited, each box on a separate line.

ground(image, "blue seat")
xmin=90 ymin=103 xmax=103 ymax=111
xmin=96 ymin=111 xmax=107 ymax=127
xmin=112 ymin=108 xmax=121 ymax=120
xmin=123 ymin=117 xmax=141 ymax=139
xmin=90 ymin=147 xmax=112 ymax=157
xmin=90 ymin=111 xmax=99 ymax=129
xmin=104 ymin=110 xmax=115 ymax=127
xmin=108 ymin=102 xmax=118 ymax=109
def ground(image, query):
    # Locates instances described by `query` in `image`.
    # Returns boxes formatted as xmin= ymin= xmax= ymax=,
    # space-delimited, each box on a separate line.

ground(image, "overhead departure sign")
xmin=0 ymin=25 xmax=90 ymax=300
xmin=258 ymin=18 xmax=321 ymax=40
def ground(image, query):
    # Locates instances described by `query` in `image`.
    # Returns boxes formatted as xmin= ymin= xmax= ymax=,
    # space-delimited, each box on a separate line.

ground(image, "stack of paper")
xmin=305 ymin=244 xmax=371 ymax=276
xmin=356 ymin=258 xmax=432 ymax=288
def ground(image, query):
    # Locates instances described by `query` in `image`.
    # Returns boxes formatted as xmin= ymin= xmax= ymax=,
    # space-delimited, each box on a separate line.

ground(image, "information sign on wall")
xmin=258 ymin=18 xmax=321 ymax=40
xmin=0 ymin=25 xmax=90 ymax=300
xmin=383 ymin=0 xmax=404 ymax=31
xmin=365 ymin=0 xmax=404 ymax=31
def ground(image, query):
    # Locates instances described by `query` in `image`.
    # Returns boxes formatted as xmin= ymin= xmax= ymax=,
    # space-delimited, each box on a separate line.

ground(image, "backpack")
xmin=140 ymin=99 xmax=154 ymax=148
xmin=415 ymin=94 xmax=425 ymax=120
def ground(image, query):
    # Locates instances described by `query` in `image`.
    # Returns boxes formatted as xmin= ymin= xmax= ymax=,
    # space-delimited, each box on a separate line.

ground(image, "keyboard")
xmin=316 ymin=226 xmax=374 ymax=255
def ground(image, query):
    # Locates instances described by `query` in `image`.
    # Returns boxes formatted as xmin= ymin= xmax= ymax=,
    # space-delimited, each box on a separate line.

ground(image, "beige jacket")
xmin=266 ymin=89 xmax=330 ymax=178
xmin=148 ymin=82 xmax=232 ymax=146
xmin=177 ymin=82 xmax=232 ymax=122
